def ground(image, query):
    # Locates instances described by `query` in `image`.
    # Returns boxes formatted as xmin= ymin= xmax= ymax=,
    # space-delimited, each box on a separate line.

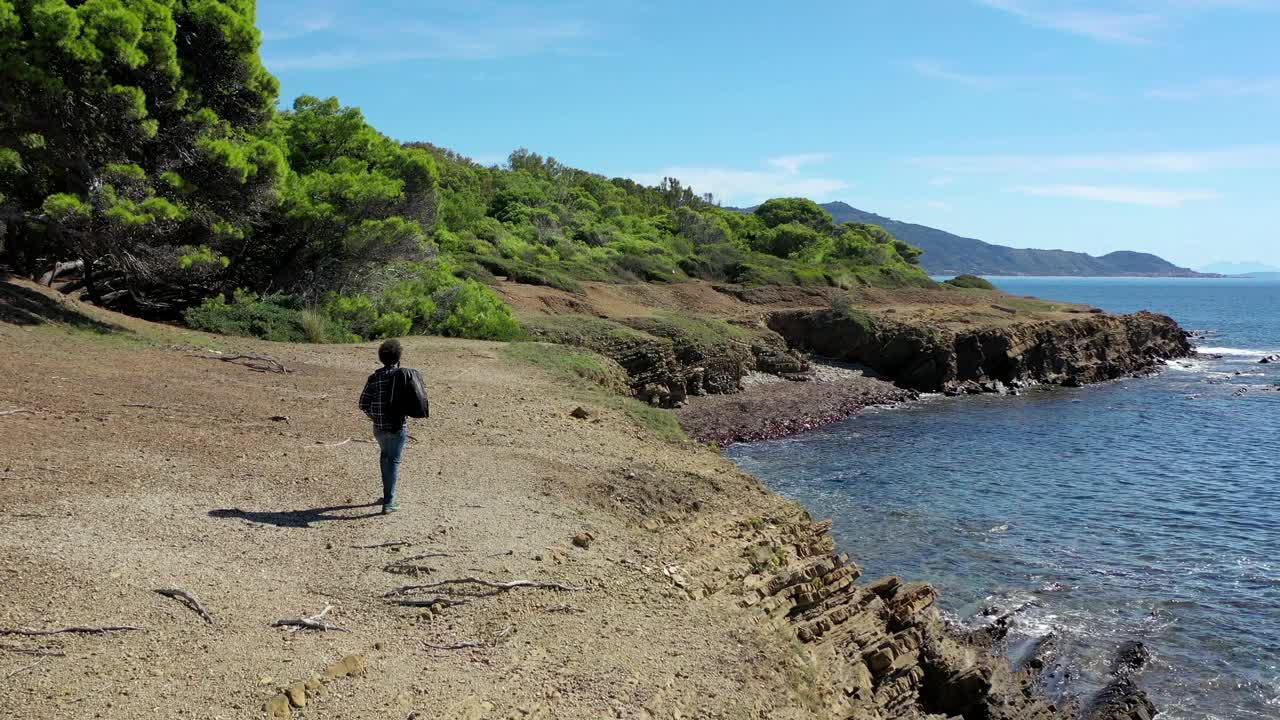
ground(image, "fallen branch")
xmin=272 ymin=605 xmax=347 ymax=633
xmin=0 ymin=646 xmax=66 ymax=657
xmin=156 ymin=588 xmax=215 ymax=625
xmin=383 ymin=552 xmax=458 ymax=576
xmin=0 ymin=625 xmax=142 ymax=637
xmin=385 ymin=576 xmax=584 ymax=599
xmin=0 ymin=408 xmax=32 ymax=417
xmin=352 ymin=541 xmax=414 ymax=550
xmin=312 ymin=437 xmax=377 ymax=449
xmin=422 ymin=639 xmax=483 ymax=651
xmin=195 ymin=353 xmax=290 ymax=374
xmin=387 ymin=597 xmax=470 ymax=609
xmin=122 ymin=403 xmax=165 ymax=410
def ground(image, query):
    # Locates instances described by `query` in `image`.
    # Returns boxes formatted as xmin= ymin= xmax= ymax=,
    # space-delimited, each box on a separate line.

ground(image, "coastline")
xmin=0 ymin=278 xmax=1189 ymax=718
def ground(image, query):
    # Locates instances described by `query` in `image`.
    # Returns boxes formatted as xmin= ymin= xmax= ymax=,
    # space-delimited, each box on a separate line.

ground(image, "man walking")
xmin=359 ymin=339 xmax=410 ymax=515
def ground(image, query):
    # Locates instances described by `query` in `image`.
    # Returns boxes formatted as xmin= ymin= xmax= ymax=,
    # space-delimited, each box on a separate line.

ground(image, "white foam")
xmin=1165 ymin=358 xmax=1209 ymax=372
xmin=1196 ymin=346 xmax=1278 ymax=358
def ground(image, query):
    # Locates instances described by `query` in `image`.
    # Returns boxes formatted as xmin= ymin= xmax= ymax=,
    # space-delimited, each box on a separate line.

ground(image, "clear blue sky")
xmin=258 ymin=0 xmax=1280 ymax=269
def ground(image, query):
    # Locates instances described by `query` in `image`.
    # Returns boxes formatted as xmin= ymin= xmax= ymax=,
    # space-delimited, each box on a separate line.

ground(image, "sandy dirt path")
xmin=0 ymin=281 xmax=819 ymax=719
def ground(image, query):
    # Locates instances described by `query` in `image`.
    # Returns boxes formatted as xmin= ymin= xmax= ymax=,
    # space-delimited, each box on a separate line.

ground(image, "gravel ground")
xmin=677 ymin=362 xmax=916 ymax=447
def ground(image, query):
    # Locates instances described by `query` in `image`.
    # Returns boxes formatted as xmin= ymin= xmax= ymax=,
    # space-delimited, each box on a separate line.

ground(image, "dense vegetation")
xmin=0 ymin=1 xmax=930 ymax=344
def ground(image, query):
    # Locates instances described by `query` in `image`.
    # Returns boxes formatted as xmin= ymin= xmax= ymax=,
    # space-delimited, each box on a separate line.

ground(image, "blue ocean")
xmin=728 ymin=277 xmax=1280 ymax=719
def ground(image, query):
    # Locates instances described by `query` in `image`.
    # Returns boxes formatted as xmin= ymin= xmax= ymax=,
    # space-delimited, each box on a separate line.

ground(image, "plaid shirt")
xmin=359 ymin=366 xmax=407 ymax=432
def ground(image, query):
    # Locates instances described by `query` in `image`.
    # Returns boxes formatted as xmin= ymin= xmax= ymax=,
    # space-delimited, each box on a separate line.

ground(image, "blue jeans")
xmin=374 ymin=427 xmax=408 ymax=507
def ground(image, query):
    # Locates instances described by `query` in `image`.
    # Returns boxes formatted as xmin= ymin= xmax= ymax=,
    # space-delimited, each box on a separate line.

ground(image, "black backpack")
xmin=389 ymin=367 xmax=429 ymax=419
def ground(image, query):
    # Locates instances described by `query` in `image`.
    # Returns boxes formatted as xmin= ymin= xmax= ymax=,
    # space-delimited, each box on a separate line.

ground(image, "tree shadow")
xmin=0 ymin=279 xmax=124 ymax=333
xmin=208 ymin=502 xmax=383 ymax=528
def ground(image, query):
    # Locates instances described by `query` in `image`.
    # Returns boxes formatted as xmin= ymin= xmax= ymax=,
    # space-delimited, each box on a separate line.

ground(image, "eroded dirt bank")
xmin=1 ymin=279 xmax=1137 ymax=719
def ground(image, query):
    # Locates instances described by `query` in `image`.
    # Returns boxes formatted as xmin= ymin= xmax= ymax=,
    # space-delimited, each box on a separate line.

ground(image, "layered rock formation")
xmin=767 ymin=308 xmax=1192 ymax=394
xmin=671 ymin=506 xmax=1072 ymax=719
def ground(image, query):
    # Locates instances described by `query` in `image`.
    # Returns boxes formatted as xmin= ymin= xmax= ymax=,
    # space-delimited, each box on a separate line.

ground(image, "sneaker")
xmin=381 ymin=503 xmax=399 ymax=515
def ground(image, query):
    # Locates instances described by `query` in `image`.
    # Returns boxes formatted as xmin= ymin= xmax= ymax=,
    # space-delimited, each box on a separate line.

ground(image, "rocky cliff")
xmin=766 ymin=308 xmax=1192 ymax=394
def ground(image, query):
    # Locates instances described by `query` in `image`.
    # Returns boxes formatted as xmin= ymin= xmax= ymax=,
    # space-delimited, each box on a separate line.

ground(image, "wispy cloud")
xmin=766 ymin=153 xmax=832 ymax=175
xmin=261 ymin=14 xmax=334 ymax=42
xmin=976 ymin=0 xmax=1278 ymax=44
xmin=914 ymin=146 xmax=1280 ymax=173
xmin=911 ymin=59 xmax=1004 ymax=89
xmin=1013 ymin=184 xmax=1222 ymax=207
xmin=1147 ymin=77 xmax=1280 ymax=99
xmin=976 ymin=0 xmax=1163 ymax=43
xmin=631 ymin=155 xmax=848 ymax=205
xmin=262 ymin=4 xmax=592 ymax=71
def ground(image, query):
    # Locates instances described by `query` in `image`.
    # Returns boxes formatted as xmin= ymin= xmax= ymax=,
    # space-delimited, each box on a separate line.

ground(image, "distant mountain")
xmin=817 ymin=202 xmax=1212 ymax=278
xmin=1198 ymin=261 xmax=1280 ymax=275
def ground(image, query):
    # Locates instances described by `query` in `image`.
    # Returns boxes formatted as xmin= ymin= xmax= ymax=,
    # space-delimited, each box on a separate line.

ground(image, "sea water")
xmin=727 ymin=277 xmax=1280 ymax=719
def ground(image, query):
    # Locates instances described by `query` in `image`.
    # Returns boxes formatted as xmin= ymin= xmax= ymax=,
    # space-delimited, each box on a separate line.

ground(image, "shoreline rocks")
xmin=767 ymin=308 xmax=1192 ymax=394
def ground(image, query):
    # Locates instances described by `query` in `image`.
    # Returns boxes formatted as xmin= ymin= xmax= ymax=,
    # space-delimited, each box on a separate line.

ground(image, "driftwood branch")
xmin=383 ymin=552 xmax=458 ymax=576
xmin=389 ymin=597 xmax=469 ymax=609
xmin=422 ymin=639 xmax=483 ymax=651
xmin=0 ymin=625 xmax=142 ymax=637
xmin=196 ymin=353 xmax=290 ymax=374
xmin=40 ymin=260 xmax=83 ymax=286
xmin=385 ymin=577 xmax=585 ymax=605
xmin=312 ymin=437 xmax=377 ymax=449
xmin=0 ymin=408 xmax=33 ymax=417
xmin=156 ymin=588 xmax=214 ymax=625
xmin=272 ymin=605 xmax=347 ymax=633
xmin=0 ymin=645 xmax=66 ymax=657
xmin=391 ymin=577 xmax=585 ymax=594
xmin=352 ymin=541 xmax=414 ymax=550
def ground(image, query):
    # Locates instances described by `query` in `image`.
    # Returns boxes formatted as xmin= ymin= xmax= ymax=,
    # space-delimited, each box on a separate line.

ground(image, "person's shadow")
xmin=209 ymin=502 xmax=382 ymax=528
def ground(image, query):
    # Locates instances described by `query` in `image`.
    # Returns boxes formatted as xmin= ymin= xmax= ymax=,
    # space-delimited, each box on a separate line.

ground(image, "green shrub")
xmin=944 ymin=274 xmax=996 ymax=290
xmin=324 ymin=294 xmax=379 ymax=337
xmin=465 ymin=254 xmax=584 ymax=294
xmin=432 ymin=280 xmax=523 ymax=340
xmin=184 ymin=294 xmax=308 ymax=342
xmin=371 ymin=311 xmax=413 ymax=338
xmin=613 ymin=253 xmax=682 ymax=283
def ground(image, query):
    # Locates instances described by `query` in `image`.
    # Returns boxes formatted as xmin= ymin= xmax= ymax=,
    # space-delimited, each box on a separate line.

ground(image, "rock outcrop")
xmin=767 ymin=308 xmax=1191 ymax=393
xmin=673 ymin=508 xmax=1070 ymax=719
xmin=525 ymin=314 xmax=810 ymax=406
